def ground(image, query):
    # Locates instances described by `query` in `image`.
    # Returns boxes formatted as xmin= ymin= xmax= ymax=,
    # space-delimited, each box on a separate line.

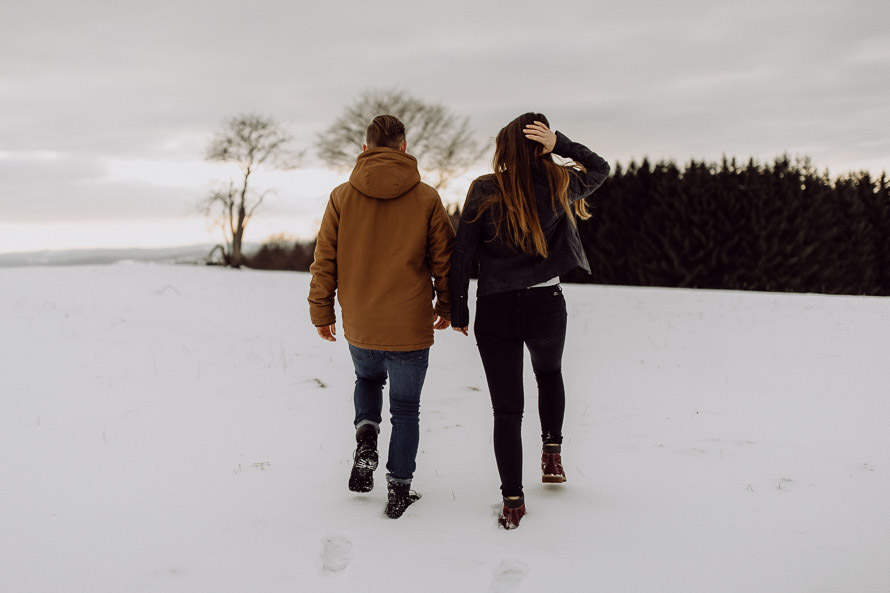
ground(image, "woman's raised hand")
xmin=523 ymin=121 xmax=556 ymax=154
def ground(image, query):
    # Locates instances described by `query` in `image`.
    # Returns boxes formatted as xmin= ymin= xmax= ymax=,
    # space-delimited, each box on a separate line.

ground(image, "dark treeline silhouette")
xmin=246 ymin=156 xmax=890 ymax=296
xmin=244 ymin=237 xmax=316 ymax=271
xmin=561 ymin=156 xmax=890 ymax=295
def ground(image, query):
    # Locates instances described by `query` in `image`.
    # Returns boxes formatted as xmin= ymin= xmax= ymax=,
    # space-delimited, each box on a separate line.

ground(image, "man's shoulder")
xmin=329 ymin=181 xmax=361 ymax=209
xmin=403 ymin=181 xmax=442 ymax=206
xmin=330 ymin=181 xmax=352 ymax=197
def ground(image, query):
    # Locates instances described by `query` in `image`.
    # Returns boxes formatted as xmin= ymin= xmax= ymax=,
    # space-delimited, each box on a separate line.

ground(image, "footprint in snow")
xmin=321 ymin=535 xmax=352 ymax=573
xmin=491 ymin=559 xmax=528 ymax=593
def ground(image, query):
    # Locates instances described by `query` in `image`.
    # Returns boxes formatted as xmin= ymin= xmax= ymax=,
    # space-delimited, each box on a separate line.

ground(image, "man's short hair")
xmin=366 ymin=115 xmax=406 ymax=149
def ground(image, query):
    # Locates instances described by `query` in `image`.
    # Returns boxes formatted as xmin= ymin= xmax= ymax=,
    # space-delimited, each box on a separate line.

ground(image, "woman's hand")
xmin=453 ymin=326 xmax=469 ymax=336
xmin=524 ymin=121 xmax=556 ymax=154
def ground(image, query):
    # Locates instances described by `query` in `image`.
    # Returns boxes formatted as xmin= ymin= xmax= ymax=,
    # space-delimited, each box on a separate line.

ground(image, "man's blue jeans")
xmin=348 ymin=344 xmax=429 ymax=484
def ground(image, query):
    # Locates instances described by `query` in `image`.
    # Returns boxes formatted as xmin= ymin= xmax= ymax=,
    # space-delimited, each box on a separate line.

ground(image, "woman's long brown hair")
xmin=475 ymin=113 xmax=590 ymax=258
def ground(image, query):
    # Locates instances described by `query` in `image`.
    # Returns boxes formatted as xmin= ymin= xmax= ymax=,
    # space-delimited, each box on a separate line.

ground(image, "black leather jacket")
xmin=449 ymin=131 xmax=610 ymax=328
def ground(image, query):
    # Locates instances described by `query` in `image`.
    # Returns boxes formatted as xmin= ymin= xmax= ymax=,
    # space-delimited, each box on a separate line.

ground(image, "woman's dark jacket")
xmin=449 ymin=131 xmax=610 ymax=328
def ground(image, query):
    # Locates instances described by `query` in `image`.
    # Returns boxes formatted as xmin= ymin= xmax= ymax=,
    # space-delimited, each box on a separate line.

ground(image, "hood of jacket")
xmin=348 ymin=148 xmax=421 ymax=199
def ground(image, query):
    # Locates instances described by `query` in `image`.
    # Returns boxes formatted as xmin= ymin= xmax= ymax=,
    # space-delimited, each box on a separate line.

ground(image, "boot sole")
xmin=542 ymin=474 xmax=566 ymax=483
xmin=348 ymin=453 xmax=379 ymax=492
xmin=354 ymin=457 xmax=378 ymax=471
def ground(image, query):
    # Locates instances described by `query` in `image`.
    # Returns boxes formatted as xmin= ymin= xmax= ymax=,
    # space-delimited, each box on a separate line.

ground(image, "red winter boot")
xmin=498 ymin=496 xmax=526 ymax=530
xmin=542 ymin=443 xmax=566 ymax=483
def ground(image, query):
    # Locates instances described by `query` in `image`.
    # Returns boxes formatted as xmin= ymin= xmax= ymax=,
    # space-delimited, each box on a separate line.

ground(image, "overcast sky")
xmin=2 ymin=0 xmax=889 ymax=253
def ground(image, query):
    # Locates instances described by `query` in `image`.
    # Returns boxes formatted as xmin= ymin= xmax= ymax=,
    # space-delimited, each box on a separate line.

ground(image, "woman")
xmin=449 ymin=113 xmax=609 ymax=529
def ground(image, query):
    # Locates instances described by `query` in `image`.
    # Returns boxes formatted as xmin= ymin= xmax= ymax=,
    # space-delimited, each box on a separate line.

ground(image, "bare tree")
xmin=203 ymin=114 xmax=296 ymax=267
xmin=316 ymin=88 xmax=485 ymax=192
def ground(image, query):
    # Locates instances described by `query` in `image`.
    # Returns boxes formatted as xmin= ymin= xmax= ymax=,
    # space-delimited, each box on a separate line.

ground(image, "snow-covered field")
xmin=1 ymin=264 xmax=888 ymax=593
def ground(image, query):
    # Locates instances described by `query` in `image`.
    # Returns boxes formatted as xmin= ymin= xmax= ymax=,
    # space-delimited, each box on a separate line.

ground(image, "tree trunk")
xmin=230 ymin=174 xmax=251 ymax=268
xmin=232 ymin=217 xmax=244 ymax=268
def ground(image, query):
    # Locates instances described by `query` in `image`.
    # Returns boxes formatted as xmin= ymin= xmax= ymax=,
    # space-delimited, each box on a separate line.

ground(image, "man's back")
xmin=309 ymin=147 xmax=454 ymax=351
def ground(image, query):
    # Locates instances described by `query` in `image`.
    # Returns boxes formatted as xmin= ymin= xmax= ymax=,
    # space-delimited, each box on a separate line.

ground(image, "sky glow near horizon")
xmin=2 ymin=0 xmax=889 ymax=253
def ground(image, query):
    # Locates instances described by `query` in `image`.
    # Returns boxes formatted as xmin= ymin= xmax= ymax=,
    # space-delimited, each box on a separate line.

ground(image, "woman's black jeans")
xmin=474 ymin=284 xmax=568 ymax=498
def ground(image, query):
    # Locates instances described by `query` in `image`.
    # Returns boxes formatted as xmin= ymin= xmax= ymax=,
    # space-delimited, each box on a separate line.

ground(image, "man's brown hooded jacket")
xmin=308 ymin=147 xmax=454 ymax=351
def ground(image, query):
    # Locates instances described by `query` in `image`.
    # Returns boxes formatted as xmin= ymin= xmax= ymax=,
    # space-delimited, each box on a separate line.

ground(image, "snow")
xmin=1 ymin=263 xmax=888 ymax=592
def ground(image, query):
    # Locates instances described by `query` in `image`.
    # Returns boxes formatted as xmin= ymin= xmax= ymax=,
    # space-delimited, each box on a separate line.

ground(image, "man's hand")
xmin=434 ymin=316 xmax=451 ymax=330
xmin=316 ymin=324 xmax=337 ymax=342
xmin=452 ymin=326 xmax=468 ymax=336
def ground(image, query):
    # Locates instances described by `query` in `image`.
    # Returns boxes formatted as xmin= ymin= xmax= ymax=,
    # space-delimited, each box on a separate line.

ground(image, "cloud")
xmin=1 ymin=0 xmax=888 ymax=251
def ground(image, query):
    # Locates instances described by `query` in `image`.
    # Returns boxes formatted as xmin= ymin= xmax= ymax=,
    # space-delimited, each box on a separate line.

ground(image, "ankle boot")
xmin=541 ymin=443 xmax=566 ymax=483
xmin=385 ymin=480 xmax=420 ymax=519
xmin=498 ymin=495 xmax=526 ymax=530
xmin=348 ymin=424 xmax=378 ymax=493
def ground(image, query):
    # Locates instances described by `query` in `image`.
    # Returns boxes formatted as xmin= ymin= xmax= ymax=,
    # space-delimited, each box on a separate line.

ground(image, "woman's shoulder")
xmin=472 ymin=173 xmax=497 ymax=187
xmin=462 ymin=174 xmax=494 ymax=198
xmin=468 ymin=174 xmax=498 ymax=196
xmin=460 ymin=174 xmax=498 ymax=216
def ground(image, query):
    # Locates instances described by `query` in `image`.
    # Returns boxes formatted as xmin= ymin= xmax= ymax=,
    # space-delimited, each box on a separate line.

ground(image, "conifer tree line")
xmin=560 ymin=156 xmax=890 ymax=296
xmin=247 ymin=156 xmax=890 ymax=297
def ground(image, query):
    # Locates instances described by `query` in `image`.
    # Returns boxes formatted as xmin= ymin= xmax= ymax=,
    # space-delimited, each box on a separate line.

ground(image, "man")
xmin=308 ymin=114 xmax=454 ymax=519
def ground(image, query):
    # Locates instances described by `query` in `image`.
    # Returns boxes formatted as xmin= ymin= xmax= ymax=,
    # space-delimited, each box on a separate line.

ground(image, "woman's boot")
xmin=498 ymin=495 xmax=526 ymax=530
xmin=541 ymin=443 xmax=566 ymax=483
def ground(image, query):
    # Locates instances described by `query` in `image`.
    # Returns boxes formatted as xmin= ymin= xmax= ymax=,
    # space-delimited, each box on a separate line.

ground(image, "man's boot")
xmin=348 ymin=424 xmax=378 ymax=493
xmin=541 ymin=443 xmax=566 ymax=483
xmin=385 ymin=480 xmax=420 ymax=519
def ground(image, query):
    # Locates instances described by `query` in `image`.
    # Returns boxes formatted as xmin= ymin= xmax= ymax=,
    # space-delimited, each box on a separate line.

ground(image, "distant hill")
xmin=0 ymin=244 xmax=258 ymax=267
